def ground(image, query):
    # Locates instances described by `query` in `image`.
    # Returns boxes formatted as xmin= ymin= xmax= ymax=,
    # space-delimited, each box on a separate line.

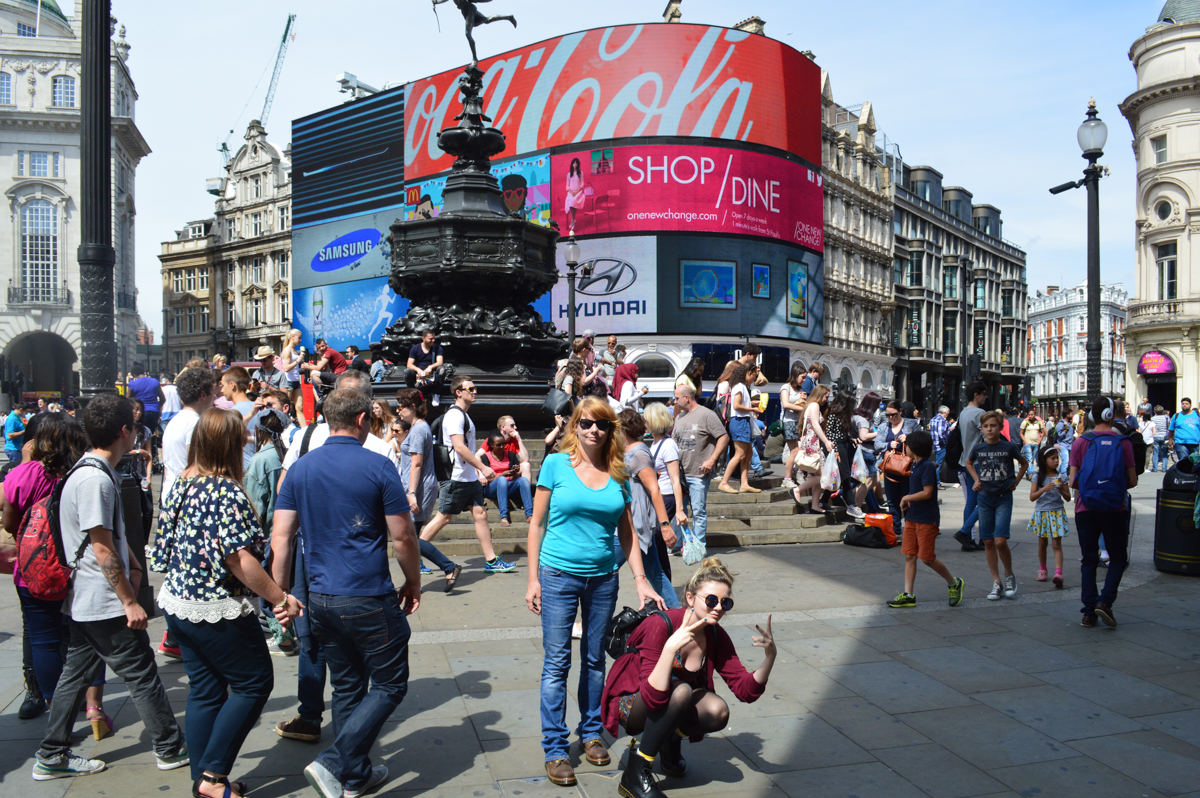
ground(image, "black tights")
xmin=623 ymin=682 xmax=729 ymax=756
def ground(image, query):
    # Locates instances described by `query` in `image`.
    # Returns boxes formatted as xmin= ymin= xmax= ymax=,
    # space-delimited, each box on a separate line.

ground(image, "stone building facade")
xmin=1120 ymin=0 xmax=1200 ymax=412
xmin=0 ymin=1 xmax=149 ymax=403
xmin=159 ymin=120 xmax=292 ymax=373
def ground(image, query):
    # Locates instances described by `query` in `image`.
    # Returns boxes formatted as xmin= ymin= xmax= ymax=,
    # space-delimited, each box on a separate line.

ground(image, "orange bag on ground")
xmin=864 ymin=513 xmax=898 ymax=546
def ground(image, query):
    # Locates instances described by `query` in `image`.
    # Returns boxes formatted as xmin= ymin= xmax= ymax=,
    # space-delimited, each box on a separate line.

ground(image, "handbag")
xmin=541 ymin=387 xmax=574 ymax=418
xmin=681 ymin=526 xmax=706 ymax=566
xmin=795 ymin=419 xmax=822 ymax=474
xmin=881 ymin=449 xmax=913 ymax=479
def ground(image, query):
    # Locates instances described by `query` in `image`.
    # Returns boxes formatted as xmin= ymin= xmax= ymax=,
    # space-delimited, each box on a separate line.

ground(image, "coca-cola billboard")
xmin=404 ymin=23 xmax=820 ymax=182
xmin=549 ymin=144 xmax=823 ymax=251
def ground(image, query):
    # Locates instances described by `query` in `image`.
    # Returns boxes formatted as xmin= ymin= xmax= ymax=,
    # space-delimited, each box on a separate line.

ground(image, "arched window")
xmin=860 ymin=369 xmax=874 ymax=389
xmin=634 ymin=354 xmax=674 ymax=379
xmin=0 ymin=73 xmax=11 ymax=105
xmin=52 ymin=76 xmax=75 ymax=108
xmin=21 ymin=200 xmax=58 ymax=301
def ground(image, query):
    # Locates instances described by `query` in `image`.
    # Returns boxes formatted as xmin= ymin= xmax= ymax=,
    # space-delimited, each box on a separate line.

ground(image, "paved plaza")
xmin=0 ymin=472 xmax=1198 ymax=797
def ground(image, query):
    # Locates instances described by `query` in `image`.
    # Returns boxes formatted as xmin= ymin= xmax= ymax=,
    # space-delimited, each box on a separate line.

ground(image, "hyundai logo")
xmin=577 ymin=258 xmax=637 ymax=296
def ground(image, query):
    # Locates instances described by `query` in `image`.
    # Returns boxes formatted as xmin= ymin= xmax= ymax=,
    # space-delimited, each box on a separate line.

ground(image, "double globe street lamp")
xmin=1050 ymin=98 xmax=1109 ymax=405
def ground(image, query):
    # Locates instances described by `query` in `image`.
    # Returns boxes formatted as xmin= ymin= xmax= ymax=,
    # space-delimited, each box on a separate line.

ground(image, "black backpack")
xmin=429 ymin=406 xmax=468 ymax=483
xmin=1112 ymin=419 xmax=1148 ymax=476
xmin=842 ymin=523 xmax=892 ymax=549
xmin=605 ymin=605 xmax=673 ymax=660
xmin=940 ymin=424 xmax=963 ymax=484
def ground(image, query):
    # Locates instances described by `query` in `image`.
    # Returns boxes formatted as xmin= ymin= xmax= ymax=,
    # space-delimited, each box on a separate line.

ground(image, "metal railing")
xmin=8 ymin=283 xmax=71 ymax=307
xmin=116 ymin=290 xmax=137 ymax=311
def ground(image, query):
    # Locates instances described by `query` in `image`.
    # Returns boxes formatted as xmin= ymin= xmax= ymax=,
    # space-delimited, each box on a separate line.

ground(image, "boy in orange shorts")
xmin=888 ymin=430 xmax=965 ymax=608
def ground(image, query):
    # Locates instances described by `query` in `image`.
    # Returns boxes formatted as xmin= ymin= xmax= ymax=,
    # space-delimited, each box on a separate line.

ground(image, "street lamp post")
xmin=228 ymin=324 xmax=237 ymax=361
xmin=564 ymin=237 xmax=581 ymax=344
xmin=1049 ymin=98 xmax=1108 ymax=405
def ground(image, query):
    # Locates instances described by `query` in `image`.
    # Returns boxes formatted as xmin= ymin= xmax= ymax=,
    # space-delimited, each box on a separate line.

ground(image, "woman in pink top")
xmin=1 ymin=413 xmax=109 ymax=733
xmin=564 ymin=157 xmax=585 ymax=235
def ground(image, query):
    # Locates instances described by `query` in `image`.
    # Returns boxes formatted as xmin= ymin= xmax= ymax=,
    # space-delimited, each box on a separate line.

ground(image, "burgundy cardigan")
xmin=601 ymin=607 xmax=765 ymax=738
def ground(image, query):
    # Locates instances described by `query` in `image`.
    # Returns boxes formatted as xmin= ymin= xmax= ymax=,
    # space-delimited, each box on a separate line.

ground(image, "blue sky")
xmin=115 ymin=0 xmax=1166 ymax=330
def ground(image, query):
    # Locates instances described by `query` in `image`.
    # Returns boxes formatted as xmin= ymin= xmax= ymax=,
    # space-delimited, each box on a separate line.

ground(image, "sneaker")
xmin=158 ymin=631 xmax=181 ymax=660
xmin=1037 ymin=568 xmax=1048 ymax=582
xmin=430 ymin=394 xmax=440 ymax=407
xmin=1003 ymin=574 xmax=1018 ymax=599
xmin=846 ymin=506 xmax=866 ymax=520
xmin=1053 ymin=572 xmax=1064 ymax=589
xmin=305 ymin=760 xmax=343 ymax=798
xmin=267 ymin=638 xmax=298 ymax=657
xmin=419 ymin=563 xmax=434 ymax=575
xmin=155 ymin=748 xmax=190 ymax=771
xmin=948 ymin=577 xmax=965 ymax=607
xmin=277 ymin=715 xmax=322 ymax=742
xmin=1081 ymin=614 xmax=1098 ymax=627
xmin=32 ymin=754 xmax=106 ymax=780
xmin=344 ymin=765 xmax=388 ymax=798
xmin=484 ymin=557 xmax=516 ymax=573
xmin=987 ymin=581 xmax=1003 ymax=601
xmin=887 ymin=591 xmax=916 ymax=608
xmin=1094 ymin=602 xmax=1117 ymax=628
xmin=780 ymin=478 xmax=797 ymax=489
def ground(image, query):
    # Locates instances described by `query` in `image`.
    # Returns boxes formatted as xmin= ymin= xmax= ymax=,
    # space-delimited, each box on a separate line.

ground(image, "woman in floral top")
xmin=149 ymin=409 xmax=302 ymax=798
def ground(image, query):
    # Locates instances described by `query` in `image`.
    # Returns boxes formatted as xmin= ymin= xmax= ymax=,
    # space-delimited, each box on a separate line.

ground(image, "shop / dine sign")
xmin=1138 ymin=350 xmax=1176 ymax=375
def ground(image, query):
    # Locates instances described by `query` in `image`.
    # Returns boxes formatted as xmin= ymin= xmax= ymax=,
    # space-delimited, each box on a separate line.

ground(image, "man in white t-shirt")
xmin=160 ymin=367 xmax=217 ymax=505
xmin=159 ymin=374 xmax=182 ymax=427
xmin=417 ymin=376 xmax=515 ymax=573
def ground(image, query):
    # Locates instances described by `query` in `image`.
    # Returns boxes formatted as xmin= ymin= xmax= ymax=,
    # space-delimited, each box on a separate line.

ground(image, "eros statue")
xmin=432 ymin=0 xmax=517 ymax=67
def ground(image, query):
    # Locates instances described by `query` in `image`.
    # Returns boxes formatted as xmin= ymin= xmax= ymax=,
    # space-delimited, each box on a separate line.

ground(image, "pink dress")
xmin=4 ymin=461 xmax=59 ymax=588
xmin=564 ymin=174 xmax=585 ymax=211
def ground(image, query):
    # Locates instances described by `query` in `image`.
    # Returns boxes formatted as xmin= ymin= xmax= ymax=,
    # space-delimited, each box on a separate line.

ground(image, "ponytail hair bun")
xmin=685 ymin=557 xmax=736 ymax=596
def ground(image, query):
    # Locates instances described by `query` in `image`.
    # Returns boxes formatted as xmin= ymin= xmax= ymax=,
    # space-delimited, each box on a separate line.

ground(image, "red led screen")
xmin=404 ymin=23 xmax=821 ymax=181
xmin=550 ymin=145 xmax=823 ymax=251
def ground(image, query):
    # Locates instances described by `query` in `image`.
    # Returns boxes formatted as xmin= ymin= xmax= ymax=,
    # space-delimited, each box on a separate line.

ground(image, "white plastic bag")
xmin=681 ymin=527 xmax=706 ymax=566
xmin=851 ymin=445 xmax=869 ymax=483
xmin=820 ymin=451 xmax=841 ymax=491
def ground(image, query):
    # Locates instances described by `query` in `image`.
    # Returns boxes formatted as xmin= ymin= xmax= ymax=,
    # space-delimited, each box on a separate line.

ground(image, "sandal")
xmin=500 ymin=516 xmax=511 ymax=528
xmin=86 ymin=705 xmax=113 ymax=740
xmin=193 ymin=774 xmax=249 ymax=798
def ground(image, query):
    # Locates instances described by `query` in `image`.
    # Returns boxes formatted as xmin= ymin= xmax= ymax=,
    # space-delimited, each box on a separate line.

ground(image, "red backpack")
xmin=17 ymin=460 xmax=116 ymax=601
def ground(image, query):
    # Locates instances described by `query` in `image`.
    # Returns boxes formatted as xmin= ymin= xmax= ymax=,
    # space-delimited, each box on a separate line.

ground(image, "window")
xmin=893 ymin=210 xmax=902 ymax=236
xmin=1157 ymin=241 xmax=1178 ymax=300
xmin=225 ymin=219 xmax=235 ymax=240
xmin=189 ymin=224 xmax=204 ymax=239
xmin=185 ymin=268 xmax=196 ymax=292
xmin=172 ymin=271 xmax=183 ymax=293
xmin=187 ymin=306 xmax=196 ymax=334
xmin=906 ymin=255 xmax=923 ymax=287
xmin=278 ymin=292 xmax=289 ymax=322
xmin=52 ymin=76 xmax=75 ymax=108
xmin=198 ymin=268 xmax=208 ymax=290
xmin=0 ymin=73 xmax=11 ymax=105
xmin=278 ymin=252 xmax=289 ymax=278
xmin=226 ymin=263 xmax=235 ymax=286
xmin=251 ymin=176 xmax=261 ymax=199
xmin=1002 ymin=289 xmax=1014 ymax=318
xmin=1156 ymin=200 xmax=1172 ymax=221
xmin=1078 ymin=373 xmax=1085 ymax=391
xmin=17 ymin=22 xmax=35 ymax=36
xmin=250 ymin=296 xmax=264 ymax=326
xmin=944 ymin=324 xmax=957 ymax=355
xmin=172 ymin=307 xmax=183 ymax=335
xmin=251 ymin=257 xmax=264 ymax=283
xmin=1152 ymin=135 xmax=1168 ymax=166
xmin=943 ymin=269 xmax=957 ymax=298
xmin=16 ymin=150 xmax=23 ymax=176
xmin=20 ymin=200 xmax=58 ymax=301
xmin=174 ymin=352 xmax=183 ymax=374
xmin=974 ymin=279 xmax=986 ymax=309
xmin=632 ymin=354 xmax=674 ymax=379
xmin=29 ymin=152 xmax=47 ymax=177
xmin=278 ymin=205 xmax=290 ymax=230
xmin=200 ymin=305 xmax=209 ymax=332
xmin=116 ymin=163 xmax=125 ymax=192
xmin=52 ymin=152 xmax=59 ymax=178
xmin=251 ymin=212 xmax=262 ymax=237
xmin=893 ymin=256 xmax=904 ymax=286
xmin=911 ymin=180 xmax=931 ymax=202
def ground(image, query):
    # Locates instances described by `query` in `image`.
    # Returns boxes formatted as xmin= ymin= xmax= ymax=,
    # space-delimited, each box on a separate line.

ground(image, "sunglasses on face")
xmin=457 ymin=386 xmax=477 ymax=393
xmin=886 ymin=412 xmax=899 ymax=418
xmin=698 ymin=594 xmax=734 ymax=612
xmin=577 ymin=418 xmax=613 ymax=431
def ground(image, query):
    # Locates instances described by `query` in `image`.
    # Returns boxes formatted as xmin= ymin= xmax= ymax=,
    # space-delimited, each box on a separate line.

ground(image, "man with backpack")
xmin=1168 ymin=397 xmax=1200 ymax=462
xmin=31 ymin=393 xmax=188 ymax=781
xmin=1069 ymin=396 xmax=1138 ymax=629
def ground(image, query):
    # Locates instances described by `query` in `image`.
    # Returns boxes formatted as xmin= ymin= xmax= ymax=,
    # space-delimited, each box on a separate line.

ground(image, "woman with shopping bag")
xmin=827 ymin=393 xmax=866 ymax=520
xmin=792 ymin=386 xmax=832 ymax=512
xmin=879 ymin=400 xmax=919 ymax=540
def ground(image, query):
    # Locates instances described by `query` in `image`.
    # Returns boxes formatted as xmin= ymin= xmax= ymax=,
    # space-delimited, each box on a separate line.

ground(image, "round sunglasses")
xmin=578 ymin=418 xmax=613 ymax=431
xmin=697 ymin=594 xmax=734 ymax=612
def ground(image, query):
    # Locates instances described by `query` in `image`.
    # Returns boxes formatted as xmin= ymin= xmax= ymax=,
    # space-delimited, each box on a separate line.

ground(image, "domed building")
xmin=1120 ymin=1 xmax=1200 ymax=411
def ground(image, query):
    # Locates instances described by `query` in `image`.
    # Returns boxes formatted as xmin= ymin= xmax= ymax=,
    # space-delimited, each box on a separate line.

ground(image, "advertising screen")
xmin=547 ymin=236 xmax=658 ymax=335
xmin=404 ymin=154 xmax=553 ymax=226
xmin=291 ymin=209 xmax=397 ymax=291
xmin=1138 ymin=350 xmax=1176 ymax=375
xmin=404 ymin=23 xmax=820 ymax=181
xmin=292 ymin=276 xmax=410 ymax=351
xmin=550 ymin=144 xmax=823 ymax=249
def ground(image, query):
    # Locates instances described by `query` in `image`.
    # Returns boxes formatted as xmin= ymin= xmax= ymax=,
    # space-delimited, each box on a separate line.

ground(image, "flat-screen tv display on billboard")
xmin=403 ymin=154 xmax=553 ymax=227
xmin=292 ymin=276 xmax=410 ymax=351
xmin=291 ymin=209 xmax=396 ymax=291
xmin=549 ymin=144 xmax=823 ymax=249
xmin=548 ymin=236 xmax=658 ymax=335
xmin=404 ymin=23 xmax=820 ymax=181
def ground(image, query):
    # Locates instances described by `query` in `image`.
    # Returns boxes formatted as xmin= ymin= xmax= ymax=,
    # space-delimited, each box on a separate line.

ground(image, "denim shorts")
xmin=437 ymin=479 xmax=486 ymax=515
xmin=729 ymin=416 xmax=752 ymax=443
xmin=861 ymin=448 xmax=878 ymax=477
xmin=288 ymin=380 xmax=301 ymax=390
xmin=977 ymin=491 xmax=1013 ymax=541
xmin=783 ymin=420 xmax=800 ymax=441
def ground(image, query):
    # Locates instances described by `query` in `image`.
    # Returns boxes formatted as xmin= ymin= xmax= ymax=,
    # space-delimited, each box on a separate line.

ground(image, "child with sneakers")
xmin=965 ymin=411 xmax=1028 ymax=601
xmin=887 ymin=431 xmax=965 ymax=609
xmin=1029 ymin=447 xmax=1070 ymax=589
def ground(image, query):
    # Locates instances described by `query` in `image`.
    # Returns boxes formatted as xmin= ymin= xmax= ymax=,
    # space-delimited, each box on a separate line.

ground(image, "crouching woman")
xmin=601 ymin=558 xmax=776 ymax=798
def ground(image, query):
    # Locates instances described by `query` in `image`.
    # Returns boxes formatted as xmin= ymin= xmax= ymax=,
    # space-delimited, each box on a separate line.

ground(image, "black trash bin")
xmin=1156 ymin=458 xmax=1200 ymax=574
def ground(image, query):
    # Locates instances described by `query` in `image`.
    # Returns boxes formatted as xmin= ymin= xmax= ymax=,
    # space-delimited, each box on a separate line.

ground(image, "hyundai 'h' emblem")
xmin=577 ymin=258 xmax=637 ymax=296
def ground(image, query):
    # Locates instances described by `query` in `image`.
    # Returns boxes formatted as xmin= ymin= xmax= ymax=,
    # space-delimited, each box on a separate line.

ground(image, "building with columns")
xmin=1027 ymin=281 xmax=1127 ymax=418
xmin=0 ymin=1 xmax=149 ymax=404
xmin=159 ymin=120 xmax=292 ymax=374
xmin=1121 ymin=0 xmax=1200 ymax=412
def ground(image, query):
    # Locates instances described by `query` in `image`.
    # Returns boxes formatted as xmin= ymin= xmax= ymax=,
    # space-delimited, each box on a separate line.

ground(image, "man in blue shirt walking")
xmin=271 ymin=387 xmax=421 ymax=798
xmin=4 ymin=403 xmax=28 ymax=460
xmin=930 ymin=406 xmax=951 ymax=471
xmin=1169 ymin=397 xmax=1200 ymax=462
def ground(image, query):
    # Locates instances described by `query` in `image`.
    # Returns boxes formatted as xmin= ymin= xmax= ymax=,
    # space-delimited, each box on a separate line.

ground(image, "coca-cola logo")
xmin=404 ymin=23 xmax=819 ymax=182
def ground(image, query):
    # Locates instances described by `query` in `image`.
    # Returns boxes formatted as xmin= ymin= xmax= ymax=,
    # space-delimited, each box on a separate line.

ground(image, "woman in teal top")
xmin=526 ymin=396 xmax=664 ymax=787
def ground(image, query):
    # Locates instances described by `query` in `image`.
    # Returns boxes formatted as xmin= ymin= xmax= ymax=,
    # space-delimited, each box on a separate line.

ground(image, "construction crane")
xmin=218 ymin=14 xmax=297 ymax=165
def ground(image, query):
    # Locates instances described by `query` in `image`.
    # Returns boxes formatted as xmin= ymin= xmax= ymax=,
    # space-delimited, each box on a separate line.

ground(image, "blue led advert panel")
xmin=291 ymin=209 xmax=396 ymax=290
xmin=292 ymin=276 xmax=410 ymax=351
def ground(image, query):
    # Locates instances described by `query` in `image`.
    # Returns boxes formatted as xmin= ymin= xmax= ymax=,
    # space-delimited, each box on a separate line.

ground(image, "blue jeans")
xmin=750 ymin=443 xmax=762 ymax=474
xmin=164 ymin=613 xmax=274 ymax=781
xmin=1022 ymin=443 xmax=1039 ymax=471
xmin=309 ymin=592 xmax=411 ymax=791
xmin=484 ymin=476 xmax=533 ymax=520
xmin=16 ymin=586 xmax=104 ymax=700
xmin=977 ymin=491 xmax=1013 ymax=541
xmin=681 ymin=474 xmax=712 ymax=548
xmin=538 ymin=565 xmax=619 ymax=760
xmin=1076 ymin=508 xmax=1130 ymax=616
xmin=416 ymin=520 xmax=457 ymax=575
xmin=1175 ymin=442 xmax=1195 ymax=462
xmin=1153 ymin=439 xmax=1168 ymax=471
xmin=613 ymin=534 xmax=681 ymax=610
xmin=934 ymin=447 xmax=946 ymax=469
xmin=884 ymin=476 xmax=906 ymax=538
xmin=959 ymin=470 xmax=979 ymax=538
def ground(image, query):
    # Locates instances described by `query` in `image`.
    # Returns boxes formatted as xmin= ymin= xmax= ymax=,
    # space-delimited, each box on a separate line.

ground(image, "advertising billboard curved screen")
xmin=549 ymin=144 xmax=823 ymax=250
xmin=404 ymin=23 xmax=820 ymax=181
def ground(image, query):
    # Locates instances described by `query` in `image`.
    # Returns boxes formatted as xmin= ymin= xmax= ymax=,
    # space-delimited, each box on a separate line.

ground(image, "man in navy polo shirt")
xmin=271 ymin=387 xmax=421 ymax=798
xmin=1169 ymin=397 xmax=1200 ymax=461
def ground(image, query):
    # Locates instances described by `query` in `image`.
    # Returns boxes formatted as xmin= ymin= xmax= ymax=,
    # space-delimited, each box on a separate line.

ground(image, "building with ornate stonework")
xmin=0 ymin=1 xmax=149 ymax=403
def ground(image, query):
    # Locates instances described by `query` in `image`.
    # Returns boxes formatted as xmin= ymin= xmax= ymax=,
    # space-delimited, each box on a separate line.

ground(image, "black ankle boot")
xmin=619 ymin=749 xmax=667 ymax=798
xmin=18 ymin=669 xmax=45 ymax=720
xmin=660 ymin=732 xmax=686 ymax=777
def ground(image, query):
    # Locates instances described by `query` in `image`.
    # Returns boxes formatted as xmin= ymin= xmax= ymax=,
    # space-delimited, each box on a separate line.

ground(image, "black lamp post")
xmin=1049 ymin=98 xmax=1108 ymax=405
xmin=564 ymin=237 xmax=581 ymax=343
xmin=228 ymin=324 xmax=238 ymax=361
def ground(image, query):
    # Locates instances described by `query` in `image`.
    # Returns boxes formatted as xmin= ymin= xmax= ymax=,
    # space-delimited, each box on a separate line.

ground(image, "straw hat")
xmin=255 ymin=345 xmax=276 ymax=360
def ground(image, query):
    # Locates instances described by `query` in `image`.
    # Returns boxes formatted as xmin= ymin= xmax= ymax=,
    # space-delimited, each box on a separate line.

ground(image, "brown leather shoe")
xmin=545 ymin=758 xmax=577 ymax=786
xmin=1094 ymin=603 xmax=1117 ymax=628
xmin=583 ymin=738 xmax=611 ymax=766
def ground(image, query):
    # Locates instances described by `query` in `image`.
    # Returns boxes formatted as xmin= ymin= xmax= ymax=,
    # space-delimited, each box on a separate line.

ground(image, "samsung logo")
xmin=312 ymin=229 xmax=382 ymax=273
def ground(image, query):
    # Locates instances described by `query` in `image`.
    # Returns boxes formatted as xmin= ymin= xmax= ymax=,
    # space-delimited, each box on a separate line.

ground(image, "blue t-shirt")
xmin=4 ymin=412 xmax=25 ymax=457
xmin=1170 ymin=410 xmax=1200 ymax=445
xmin=536 ymin=452 xmax=631 ymax=577
xmin=276 ymin=435 xmax=409 ymax=596
xmin=128 ymin=376 xmax=161 ymax=412
xmin=904 ymin=458 xmax=939 ymax=526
